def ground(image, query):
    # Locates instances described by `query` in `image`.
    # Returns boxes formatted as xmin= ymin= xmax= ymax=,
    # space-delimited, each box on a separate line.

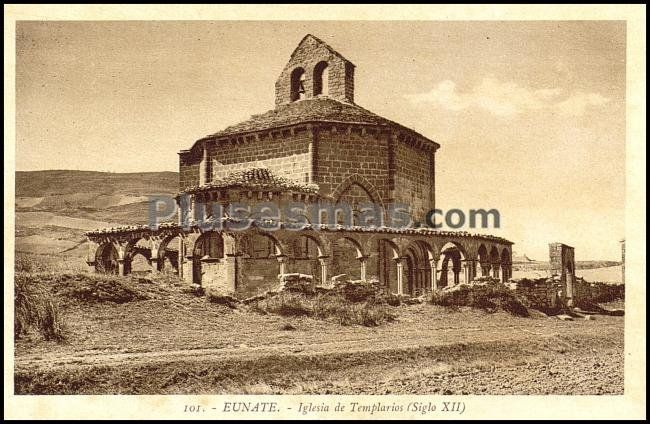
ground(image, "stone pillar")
xmin=430 ymin=258 xmax=438 ymax=291
xmin=150 ymin=258 xmax=160 ymax=272
xmin=359 ymin=255 xmax=368 ymax=281
xmin=183 ymin=255 xmax=195 ymax=284
xmin=178 ymin=238 xmax=185 ymax=279
xmin=150 ymin=238 xmax=161 ymax=273
xmin=492 ymin=263 xmax=500 ymax=279
xmin=318 ymin=256 xmax=329 ymax=286
xmin=462 ymin=261 xmax=469 ymax=284
xmin=277 ymin=255 xmax=287 ymax=276
xmin=395 ymin=258 xmax=404 ymax=295
xmin=223 ymin=254 xmax=238 ymax=293
xmin=482 ymin=263 xmax=490 ymax=277
xmin=117 ymin=259 xmax=126 ymax=276
xmin=86 ymin=240 xmax=98 ymax=272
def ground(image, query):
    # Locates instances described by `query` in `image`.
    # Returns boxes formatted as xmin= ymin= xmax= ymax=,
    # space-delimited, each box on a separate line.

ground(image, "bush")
xmin=56 ymin=275 xmax=150 ymax=304
xmin=250 ymin=291 xmax=396 ymax=327
xmin=14 ymin=276 xmax=64 ymax=341
xmin=431 ymin=282 xmax=529 ymax=317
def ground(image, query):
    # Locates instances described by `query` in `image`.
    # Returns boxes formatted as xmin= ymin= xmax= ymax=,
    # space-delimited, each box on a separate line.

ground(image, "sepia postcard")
xmin=4 ymin=4 xmax=646 ymax=420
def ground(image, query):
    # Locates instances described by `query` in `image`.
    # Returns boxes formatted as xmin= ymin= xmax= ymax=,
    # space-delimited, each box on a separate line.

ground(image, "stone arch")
xmin=191 ymin=231 xmax=225 ymax=285
xmin=288 ymin=233 xmax=327 ymax=284
xmin=313 ymin=61 xmax=329 ymax=96
xmin=235 ymin=230 xmax=287 ymax=296
xmin=290 ymin=67 xmax=306 ymax=101
xmin=329 ymin=234 xmax=368 ymax=282
xmin=438 ymin=241 xmax=467 ymax=287
xmin=123 ymin=238 xmax=154 ymax=275
xmin=477 ymin=244 xmax=490 ymax=277
xmin=128 ymin=248 xmax=153 ymax=275
xmin=158 ymin=234 xmax=182 ymax=273
xmin=327 ymin=175 xmax=385 ymax=228
xmin=404 ymin=240 xmax=435 ymax=296
xmin=367 ymin=237 xmax=401 ymax=291
xmin=489 ymin=245 xmax=501 ymax=279
xmin=331 ymin=174 xmax=383 ymax=207
xmin=95 ymin=242 xmax=119 ymax=275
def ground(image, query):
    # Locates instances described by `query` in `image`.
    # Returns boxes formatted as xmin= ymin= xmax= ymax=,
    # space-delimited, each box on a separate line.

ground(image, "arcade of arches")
xmin=87 ymin=224 xmax=513 ymax=297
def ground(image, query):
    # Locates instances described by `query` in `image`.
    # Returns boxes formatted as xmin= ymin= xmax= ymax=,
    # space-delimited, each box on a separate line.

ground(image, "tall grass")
xmin=14 ymin=276 xmax=64 ymax=341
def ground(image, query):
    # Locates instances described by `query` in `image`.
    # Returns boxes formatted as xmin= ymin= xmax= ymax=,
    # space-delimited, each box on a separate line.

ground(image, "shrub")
xmin=14 ymin=276 xmax=64 ymax=341
xmin=431 ymin=282 xmax=529 ymax=317
xmin=250 ymin=291 xmax=396 ymax=327
xmin=55 ymin=275 xmax=149 ymax=304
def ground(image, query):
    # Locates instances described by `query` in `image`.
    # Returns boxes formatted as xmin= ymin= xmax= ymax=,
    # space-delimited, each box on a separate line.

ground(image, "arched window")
xmin=290 ymin=67 xmax=306 ymax=101
xmin=313 ymin=61 xmax=329 ymax=96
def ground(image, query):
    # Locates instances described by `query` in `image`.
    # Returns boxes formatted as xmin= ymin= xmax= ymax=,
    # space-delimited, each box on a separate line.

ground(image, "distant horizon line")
xmin=15 ymin=168 xmax=179 ymax=174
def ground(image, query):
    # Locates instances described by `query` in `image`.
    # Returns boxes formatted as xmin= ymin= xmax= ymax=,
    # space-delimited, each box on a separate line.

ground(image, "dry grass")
xmin=14 ymin=276 xmax=64 ymax=341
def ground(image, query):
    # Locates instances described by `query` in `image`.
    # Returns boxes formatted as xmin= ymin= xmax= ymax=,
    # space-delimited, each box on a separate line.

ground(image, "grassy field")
xmin=14 ymin=269 xmax=624 ymax=395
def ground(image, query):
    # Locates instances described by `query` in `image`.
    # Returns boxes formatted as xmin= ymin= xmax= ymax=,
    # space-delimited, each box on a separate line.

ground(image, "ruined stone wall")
xmin=236 ymin=257 xmax=281 ymax=297
xmin=201 ymin=258 xmax=235 ymax=294
xmin=509 ymin=278 xmax=560 ymax=310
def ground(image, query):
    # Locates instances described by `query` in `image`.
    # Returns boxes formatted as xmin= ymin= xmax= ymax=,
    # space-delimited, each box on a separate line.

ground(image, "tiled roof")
xmin=197 ymin=98 xmax=437 ymax=145
xmin=181 ymin=168 xmax=319 ymax=194
xmin=85 ymin=218 xmax=513 ymax=246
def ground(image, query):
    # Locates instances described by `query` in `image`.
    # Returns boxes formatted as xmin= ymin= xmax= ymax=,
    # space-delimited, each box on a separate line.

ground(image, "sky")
xmin=15 ymin=21 xmax=626 ymax=260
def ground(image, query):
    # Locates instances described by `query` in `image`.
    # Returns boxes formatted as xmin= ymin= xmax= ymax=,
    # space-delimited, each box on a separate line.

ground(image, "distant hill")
xmin=15 ymin=170 xmax=179 ymax=260
xmin=16 ymin=170 xmax=178 ymax=225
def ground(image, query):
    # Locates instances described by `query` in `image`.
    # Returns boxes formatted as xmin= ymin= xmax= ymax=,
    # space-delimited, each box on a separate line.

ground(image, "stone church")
xmin=86 ymin=34 xmax=513 ymax=297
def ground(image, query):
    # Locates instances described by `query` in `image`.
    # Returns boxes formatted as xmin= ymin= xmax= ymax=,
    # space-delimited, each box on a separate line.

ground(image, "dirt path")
xmin=16 ymin=318 xmax=620 ymax=370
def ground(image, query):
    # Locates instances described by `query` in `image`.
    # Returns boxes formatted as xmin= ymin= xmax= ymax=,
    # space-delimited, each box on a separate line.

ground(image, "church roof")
xmin=181 ymin=167 xmax=320 ymax=195
xmin=196 ymin=97 xmax=438 ymax=147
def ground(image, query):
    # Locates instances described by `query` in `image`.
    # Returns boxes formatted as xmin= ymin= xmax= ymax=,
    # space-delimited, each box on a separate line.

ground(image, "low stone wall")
xmin=507 ymin=278 xmax=560 ymax=310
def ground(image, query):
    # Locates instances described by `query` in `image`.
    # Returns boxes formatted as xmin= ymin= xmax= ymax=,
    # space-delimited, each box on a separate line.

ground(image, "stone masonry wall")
xmin=394 ymin=141 xmax=434 ymax=224
xmin=208 ymin=129 xmax=312 ymax=184
xmin=315 ymin=127 xmax=390 ymax=205
xmin=179 ymin=150 xmax=201 ymax=190
xmin=178 ymin=129 xmax=313 ymax=191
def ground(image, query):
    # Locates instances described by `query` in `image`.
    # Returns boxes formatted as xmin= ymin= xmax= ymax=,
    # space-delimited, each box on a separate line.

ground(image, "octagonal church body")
xmin=86 ymin=35 xmax=513 ymax=297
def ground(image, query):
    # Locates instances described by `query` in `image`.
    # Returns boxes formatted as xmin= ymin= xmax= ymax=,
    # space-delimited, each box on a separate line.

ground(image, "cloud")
xmin=406 ymin=77 xmax=609 ymax=117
